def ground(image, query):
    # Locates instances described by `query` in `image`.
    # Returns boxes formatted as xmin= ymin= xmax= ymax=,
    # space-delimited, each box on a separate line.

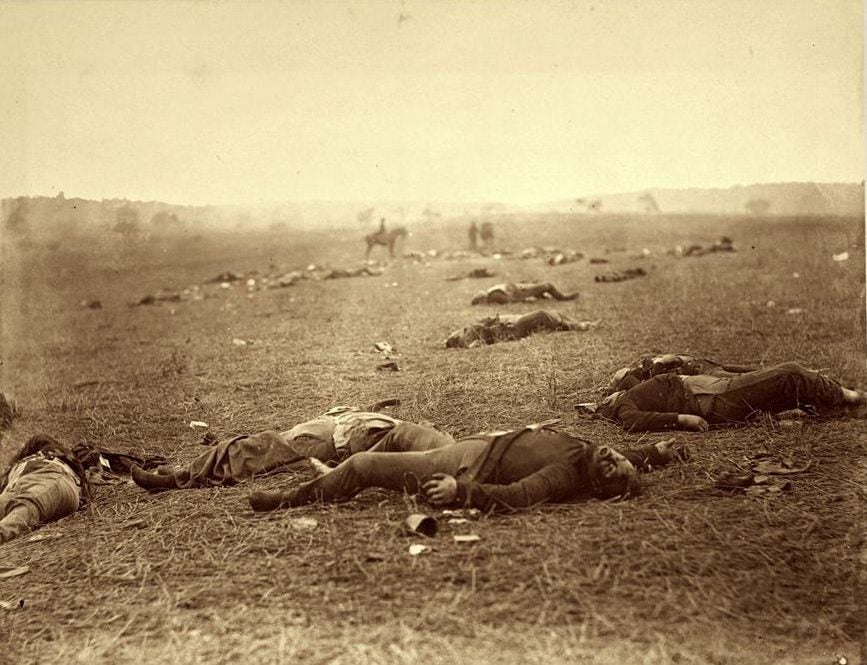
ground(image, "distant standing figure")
xmin=480 ymin=221 xmax=494 ymax=250
xmin=468 ymin=222 xmax=479 ymax=251
xmin=471 ymin=282 xmax=579 ymax=305
xmin=378 ymin=217 xmax=386 ymax=234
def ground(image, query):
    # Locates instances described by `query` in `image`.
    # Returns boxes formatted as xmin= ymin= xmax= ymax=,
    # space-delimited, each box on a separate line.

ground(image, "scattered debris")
xmin=288 ymin=517 xmax=318 ymax=532
xmin=440 ymin=509 xmax=481 ymax=520
xmin=201 ymin=432 xmax=218 ymax=446
xmin=231 ymin=338 xmax=252 ymax=346
xmin=403 ymin=514 xmax=438 ymax=538
xmin=453 ymin=534 xmax=481 ymax=544
xmin=447 ymin=518 xmax=471 ymax=525
xmin=0 ymin=566 xmax=30 ymax=580
xmin=374 ymin=341 xmax=396 ymax=356
xmin=766 ymin=300 xmax=776 ymax=308
xmin=0 ymin=598 xmax=25 ymax=611
xmin=365 ymin=552 xmax=386 ymax=562
xmin=367 ymin=398 xmax=401 ymax=411
xmin=792 ymin=272 xmax=800 ymax=278
xmin=189 ymin=421 xmax=209 ymax=429
xmin=26 ymin=532 xmax=62 ymax=543
xmin=714 ymin=456 xmax=812 ymax=494
xmin=832 ymin=251 xmax=849 ymax=262
xmin=80 ymin=299 xmax=102 ymax=309
xmin=408 ymin=544 xmax=431 ymax=556
xmin=751 ymin=459 xmax=811 ymax=475
xmin=376 ymin=361 xmax=400 ymax=372
xmin=589 ymin=257 xmax=609 ymax=264
xmin=786 ymin=308 xmax=804 ymax=315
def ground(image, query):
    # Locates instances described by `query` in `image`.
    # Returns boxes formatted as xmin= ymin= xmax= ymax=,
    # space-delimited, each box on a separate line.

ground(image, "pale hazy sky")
xmin=1 ymin=1 xmax=862 ymax=205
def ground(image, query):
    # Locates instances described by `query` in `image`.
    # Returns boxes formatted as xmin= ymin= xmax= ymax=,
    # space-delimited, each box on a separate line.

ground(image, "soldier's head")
xmin=470 ymin=291 xmax=488 ymax=306
xmin=589 ymin=445 xmax=640 ymax=499
xmin=14 ymin=433 xmax=70 ymax=462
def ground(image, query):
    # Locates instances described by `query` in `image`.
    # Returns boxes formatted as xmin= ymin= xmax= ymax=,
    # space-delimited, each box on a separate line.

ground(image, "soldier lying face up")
xmin=249 ymin=422 xmax=683 ymax=514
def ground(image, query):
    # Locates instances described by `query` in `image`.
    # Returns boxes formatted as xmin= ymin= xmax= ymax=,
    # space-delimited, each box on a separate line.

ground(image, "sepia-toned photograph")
xmin=0 ymin=2 xmax=864 ymax=663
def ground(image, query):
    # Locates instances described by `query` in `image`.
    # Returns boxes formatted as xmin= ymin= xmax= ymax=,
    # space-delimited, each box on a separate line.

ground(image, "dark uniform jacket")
xmin=453 ymin=426 xmax=668 ymax=511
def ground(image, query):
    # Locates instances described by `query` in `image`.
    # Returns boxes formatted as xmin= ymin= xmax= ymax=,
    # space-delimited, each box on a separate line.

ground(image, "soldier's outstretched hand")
xmin=654 ymin=438 xmax=691 ymax=462
xmin=677 ymin=414 xmax=709 ymax=431
xmin=423 ymin=473 xmax=458 ymax=505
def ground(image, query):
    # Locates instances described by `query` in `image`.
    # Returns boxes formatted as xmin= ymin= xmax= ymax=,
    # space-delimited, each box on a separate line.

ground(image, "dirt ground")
xmin=0 ymin=213 xmax=865 ymax=665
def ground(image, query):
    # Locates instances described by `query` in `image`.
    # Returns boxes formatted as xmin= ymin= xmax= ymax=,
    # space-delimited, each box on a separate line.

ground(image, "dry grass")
xmin=0 ymin=213 xmax=865 ymax=664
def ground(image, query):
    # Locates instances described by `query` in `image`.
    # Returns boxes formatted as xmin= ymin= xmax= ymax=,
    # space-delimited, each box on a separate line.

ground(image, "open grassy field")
xmin=0 ymin=212 xmax=865 ymax=665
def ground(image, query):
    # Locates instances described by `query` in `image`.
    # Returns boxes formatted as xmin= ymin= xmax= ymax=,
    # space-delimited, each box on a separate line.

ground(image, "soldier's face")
xmin=594 ymin=446 xmax=633 ymax=479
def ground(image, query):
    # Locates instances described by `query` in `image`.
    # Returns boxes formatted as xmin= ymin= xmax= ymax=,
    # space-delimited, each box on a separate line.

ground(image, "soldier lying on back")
xmin=596 ymin=362 xmax=865 ymax=432
xmin=129 ymin=406 xmax=418 ymax=492
xmin=0 ymin=434 xmax=89 ymax=544
xmin=249 ymin=421 xmax=685 ymax=513
xmin=605 ymin=354 xmax=756 ymax=395
xmin=470 ymin=282 xmax=579 ymax=306
xmin=445 ymin=310 xmax=599 ymax=348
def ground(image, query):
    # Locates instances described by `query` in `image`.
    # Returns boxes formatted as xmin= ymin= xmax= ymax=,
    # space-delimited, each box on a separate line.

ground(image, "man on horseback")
xmin=365 ymin=218 xmax=408 ymax=258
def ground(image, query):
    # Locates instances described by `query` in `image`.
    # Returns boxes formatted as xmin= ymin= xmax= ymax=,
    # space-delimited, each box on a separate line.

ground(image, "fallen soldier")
xmin=471 ymin=282 xmax=579 ymax=305
xmin=606 ymin=354 xmax=757 ymax=394
xmin=319 ymin=266 xmax=384 ymax=279
xmin=129 ymin=406 xmax=445 ymax=491
xmin=594 ymin=267 xmax=646 ymax=283
xmin=265 ymin=270 xmax=308 ymax=288
xmin=132 ymin=291 xmax=183 ymax=306
xmin=596 ymin=362 xmax=865 ymax=432
xmin=1 ymin=434 xmax=90 ymax=544
xmin=546 ymin=249 xmax=584 ymax=266
xmin=671 ymin=236 xmax=736 ymax=258
xmin=445 ymin=311 xmax=599 ymax=348
xmin=249 ymin=422 xmax=684 ymax=513
xmin=445 ymin=267 xmax=497 ymax=282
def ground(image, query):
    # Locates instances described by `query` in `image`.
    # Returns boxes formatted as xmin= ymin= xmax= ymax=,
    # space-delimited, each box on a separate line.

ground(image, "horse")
xmin=365 ymin=226 xmax=408 ymax=258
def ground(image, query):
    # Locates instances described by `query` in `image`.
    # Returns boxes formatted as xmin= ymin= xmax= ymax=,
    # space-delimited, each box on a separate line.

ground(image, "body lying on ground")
xmin=445 ymin=310 xmax=599 ymax=348
xmin=249 ymin=422 xmax=684 ymax=514
xmin=471 ymin=282 xmax=579 ymax=306
xmin=594 ymin=267 xmax=646 ymax=283
xmin=606 ymin=354 xmax=757 ymax=395
xmin=0 ymin=435 xmax=89 ymax=544
xmin=672 ymin=236 xmax=735 ymax=257
xmin=130 ymin=406 xmax=420 ymax=491
xmin=597 ymin=362 xmax=865 ymax=432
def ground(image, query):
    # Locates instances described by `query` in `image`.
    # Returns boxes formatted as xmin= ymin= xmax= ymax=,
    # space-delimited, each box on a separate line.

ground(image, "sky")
xmin=0 ymin=0 xmax=863 ymax=206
